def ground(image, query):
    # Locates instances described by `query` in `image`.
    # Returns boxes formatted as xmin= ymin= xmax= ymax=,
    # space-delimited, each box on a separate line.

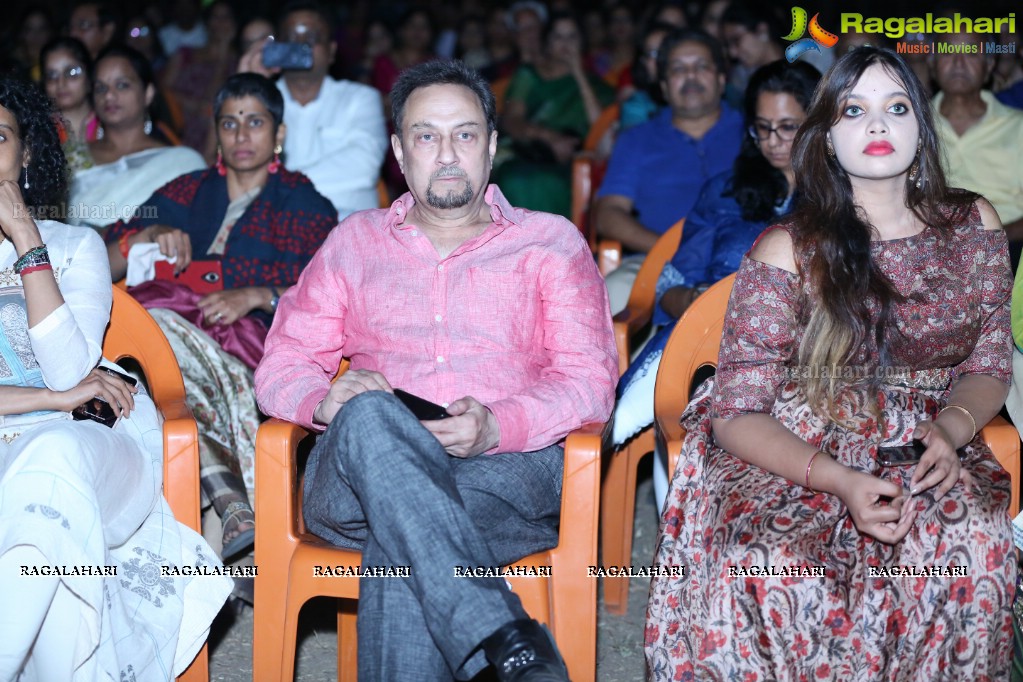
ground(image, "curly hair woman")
xmin=0 ymin=77 xmax=229 ymax=681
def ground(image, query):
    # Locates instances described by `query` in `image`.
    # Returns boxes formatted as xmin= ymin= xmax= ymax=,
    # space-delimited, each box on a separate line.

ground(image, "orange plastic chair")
xmin=654 ymin=273 xmax=1021 ymax=515
xmin=102 ymin=287 xmax=208 ymax=682
xmin=491 ymin=75 xmax=512 ymax=115
xmin=376 ymin=179 xmax=390 ymax=208
xmin=583 ymin=103 xmax=620 ymax=154
xmin=571 ymin=154 xmax=621 ymax=275
xmin=601 ymin=221 xmax=682 ymax=613
xmin=253 ymin=404 xmax=605 ymax=681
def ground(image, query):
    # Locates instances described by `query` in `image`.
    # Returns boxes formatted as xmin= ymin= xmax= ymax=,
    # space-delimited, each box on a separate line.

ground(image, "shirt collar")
xmin=932 ymin=89 xmax=1006 ymax=126
xmin=384 ymin=184 xmax=523 ymax=230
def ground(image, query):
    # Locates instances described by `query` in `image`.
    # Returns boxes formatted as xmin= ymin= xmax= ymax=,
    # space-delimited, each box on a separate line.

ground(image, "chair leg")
xmin=253 ymin=582 xmax=303 ymax=681
xmin=337 ymin=600 xmax=358 ymax=682
xmin=175 ymin=643 xmax=207 ymax=682
xmin=601 ymin=428 xmax=653 ymax=614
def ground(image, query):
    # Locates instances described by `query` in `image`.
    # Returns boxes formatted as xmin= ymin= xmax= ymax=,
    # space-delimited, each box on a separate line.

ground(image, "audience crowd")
xmin=1 ymin=0 xmax=1022 ymax=679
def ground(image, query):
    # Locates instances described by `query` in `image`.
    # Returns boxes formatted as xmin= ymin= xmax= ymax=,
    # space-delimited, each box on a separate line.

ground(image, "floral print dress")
xmin=645 ymin=203 xmax=1016 ymax=681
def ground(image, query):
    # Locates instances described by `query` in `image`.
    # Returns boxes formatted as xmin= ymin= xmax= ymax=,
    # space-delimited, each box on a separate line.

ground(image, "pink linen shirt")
xmin=254 ymin=184 xmax=618 ymax=453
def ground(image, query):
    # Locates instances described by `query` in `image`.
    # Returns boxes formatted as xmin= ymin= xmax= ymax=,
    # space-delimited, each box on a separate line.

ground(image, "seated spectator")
xmin=69 ymin=45 xmax=205 ymax=230
xmin=456 ymin=14 xmax=491 ymax=73
xmin=591 ymin=5 xmax=636 ymax=88
xmin=494 ymin=11 xmax=614 ymax=218
xmin=0 ymin=76 xmax=230 ymax=682
xmin=10 ymin=8 xmax=54 ymax=81
xmin=649 ymin=1 xmax=688 ymax=29
xmin=254 ymin=59 xmax=616 ymax=681
xmin=371 ymin=8 xmax=438 ymax=196
xmin=160 ymin=0 xmax=238 ymax=158
xmin=509 ymin=1 xmax=547 ymax=67
xmin=699 ymin=0 xmax=729 ymax=40
xmin=483 ymin=7 xmax=518 ymax=81
xmin=158 ymin=0 xmax=207 ymax=57
xmin=124 ymin=13 xmax=167 ymax=75
xmin=618 ymin=20 xmax=674 ymax=130
xmin=371 ymin=8 xmax=437 ymax=98
xmin=240 ymin=1 xmax=388 ymax=219
xmin=68 ymin=1 xmax=119 ymax=59
xmin=595 ymin=28 xmax=742 ymax=314
xmin=613 ymin=59 xmax=819 ymax=509
xmin=40 ymin=37 xmax=99 ymax=172
xmin=930 ymin=27 xmax=1023 ymax=266
xmin=355 ymin=18 xmax=394 ymax=84
xmin=646 ymin=46 xmax=1014 ymax=680
xmin=104 ymin=73 xmax=337 ymax=564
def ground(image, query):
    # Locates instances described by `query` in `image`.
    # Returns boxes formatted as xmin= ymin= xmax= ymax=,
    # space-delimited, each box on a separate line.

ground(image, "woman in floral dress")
xmin=645 ymin=46 xmax=1015 ymax=681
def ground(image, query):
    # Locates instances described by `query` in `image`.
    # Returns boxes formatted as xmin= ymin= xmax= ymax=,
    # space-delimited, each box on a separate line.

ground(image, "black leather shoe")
xmin=480 ymin=618 xmax=569 ymax=681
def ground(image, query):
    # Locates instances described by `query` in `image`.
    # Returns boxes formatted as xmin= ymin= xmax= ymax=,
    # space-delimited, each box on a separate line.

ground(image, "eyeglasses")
xmin=45 ymin=66 xmax=84 ymax=82
xmin=748 ymin=121 xmax=802 ymax=142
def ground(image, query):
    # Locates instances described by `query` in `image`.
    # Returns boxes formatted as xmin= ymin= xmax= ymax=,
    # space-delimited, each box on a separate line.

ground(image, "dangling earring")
xmin=22 ymin=166 xmax=29 ymax=190
xmin=143 ymin=117 xmax=153 ymax=136
xmin=96 ymin=125 xmax=104 ymax=140
xmin=826 ymin=138 xmax=835 ymax=158
xmin=267 ymin=144 xmax=283 ymax=174
xmin=908 ymin=159 xmax=920 ymax=188
xmin=216 ymin=147 xmax=227 ymax=176
xmin=909 ymin=139 xmax=923 ymax=189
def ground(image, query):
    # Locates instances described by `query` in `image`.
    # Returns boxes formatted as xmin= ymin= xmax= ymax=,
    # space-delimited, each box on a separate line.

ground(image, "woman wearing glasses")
xmin=613 ymin=60 xmax=820 ymax=507
xmin=40 ymin=37 xmax=99 ymax=171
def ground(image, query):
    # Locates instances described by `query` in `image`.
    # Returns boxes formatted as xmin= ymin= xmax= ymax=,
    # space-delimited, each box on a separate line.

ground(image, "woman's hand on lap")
xmin=198 ymin=287 xmax=265 ymax=326
xmin=51 ymin=368 xmax=138 ymax=416
xmin=837 ymin=470 xmax=917 ymax=544
xmin=139 ymin=225 xmax=192 ymax=273
xmin=910 ymin=420 xmax=970 ymax=499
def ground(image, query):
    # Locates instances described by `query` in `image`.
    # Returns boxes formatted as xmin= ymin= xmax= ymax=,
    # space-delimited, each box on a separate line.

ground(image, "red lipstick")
xmin=863 ymin=141 xmax=894 ymax=155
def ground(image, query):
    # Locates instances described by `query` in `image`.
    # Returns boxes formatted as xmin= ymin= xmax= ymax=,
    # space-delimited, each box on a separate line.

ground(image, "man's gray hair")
xmin=390 ymin=60 xmax=497 ymax=136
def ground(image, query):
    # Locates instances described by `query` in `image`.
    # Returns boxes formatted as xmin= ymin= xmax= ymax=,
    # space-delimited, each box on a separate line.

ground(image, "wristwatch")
xmin=269 ymin=288 xmax=280 ymax=313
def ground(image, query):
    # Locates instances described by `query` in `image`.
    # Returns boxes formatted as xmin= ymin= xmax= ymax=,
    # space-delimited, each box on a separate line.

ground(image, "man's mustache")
xmin=679 ymin=81 xmax=706 ymax=94
xmin=432 ymin=168 xmax=468 ymax=180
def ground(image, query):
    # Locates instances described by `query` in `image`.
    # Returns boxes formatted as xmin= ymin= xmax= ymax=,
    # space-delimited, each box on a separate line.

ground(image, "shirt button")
xmin=437 ymin=355 xmax=445 ymax=363
xmin=442 ymin=402 xmax=449 ymax=408
xmin=434 ymin=314 xmax=442 ymax=322
xmin=437 ymin=264 xmax=444 ymax=271
xmin=395 ymin=207 xmax=402 ymax=214
xmin=411 ymin=230 xmax=418 ymax=236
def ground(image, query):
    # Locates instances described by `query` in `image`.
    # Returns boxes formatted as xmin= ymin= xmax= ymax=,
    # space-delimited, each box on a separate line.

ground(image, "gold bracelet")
xmin=805 ymin=451 xmax=822 ymax=490
xmin=938 ymin=404 xmax=977 ymax=441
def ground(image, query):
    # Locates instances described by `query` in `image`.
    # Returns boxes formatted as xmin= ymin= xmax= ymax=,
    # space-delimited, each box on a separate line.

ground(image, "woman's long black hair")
xmin=728 ymin=59 xmax=820 ymax=221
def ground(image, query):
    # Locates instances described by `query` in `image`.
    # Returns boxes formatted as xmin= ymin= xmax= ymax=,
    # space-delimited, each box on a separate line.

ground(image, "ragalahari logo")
xmin=783 ymin=7 xmax=839 ymax=62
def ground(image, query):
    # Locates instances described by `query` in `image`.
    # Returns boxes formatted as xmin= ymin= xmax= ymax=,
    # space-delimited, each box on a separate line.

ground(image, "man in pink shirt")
xmin=255 ymin=61 xmax=616 ymax=681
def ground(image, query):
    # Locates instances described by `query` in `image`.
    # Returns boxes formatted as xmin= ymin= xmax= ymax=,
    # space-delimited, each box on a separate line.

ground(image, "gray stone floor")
xmin=208 ymin=466 xmax=658 ymax=682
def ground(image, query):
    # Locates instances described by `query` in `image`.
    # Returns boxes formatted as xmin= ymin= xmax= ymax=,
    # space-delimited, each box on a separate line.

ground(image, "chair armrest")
xmin=162 ymin=398 xmax=201 ymax=534
xmin=597 ymin=240 xmax=622 ymax=277
xmin=255 ymin=418 xmax=310 ymax=548
xmin=981 ymin=415 xmax=1021 ymax=516
xmin=557 ymin=423 xmax=604 ymax=564
xmin=613 ymin=303 xmax=655 ymax=376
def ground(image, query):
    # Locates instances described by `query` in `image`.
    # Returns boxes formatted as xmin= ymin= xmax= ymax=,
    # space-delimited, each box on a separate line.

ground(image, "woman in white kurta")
xmin=0 ymin=78 xmax=230 ymax=680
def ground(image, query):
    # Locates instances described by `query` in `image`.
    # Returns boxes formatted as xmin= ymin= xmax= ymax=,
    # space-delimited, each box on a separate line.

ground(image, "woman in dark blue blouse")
xmin=613 ymin=60 xmax=820 ymax=507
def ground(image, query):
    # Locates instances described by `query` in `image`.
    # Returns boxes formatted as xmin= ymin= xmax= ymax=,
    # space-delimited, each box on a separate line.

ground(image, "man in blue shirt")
xmin=595 ymin=28 xmax=743 ymax=313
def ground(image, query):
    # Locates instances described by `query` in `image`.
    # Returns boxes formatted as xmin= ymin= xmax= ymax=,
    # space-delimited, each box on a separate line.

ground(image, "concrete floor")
xmin=206 ymin=466 xmax=659 ymax=682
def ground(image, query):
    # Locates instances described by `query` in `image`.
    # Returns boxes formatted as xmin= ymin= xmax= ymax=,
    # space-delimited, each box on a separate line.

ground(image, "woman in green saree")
xmin=494 ymin=11 xmax=614 ymax=218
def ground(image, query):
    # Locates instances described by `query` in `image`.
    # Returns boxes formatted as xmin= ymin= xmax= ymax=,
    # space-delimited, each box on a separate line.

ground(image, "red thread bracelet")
xmin=18 ymin=263 xmax=53 ymax=276
xmin=118 ymin=231 xmax=137 ymax=259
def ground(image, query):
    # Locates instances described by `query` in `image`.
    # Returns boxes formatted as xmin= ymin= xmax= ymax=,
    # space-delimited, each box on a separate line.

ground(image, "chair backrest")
xmin=103 ymin=287 xmax=186 ymax=408
xmin=583 ymin=103 xmax=620 ymax=153
xmin=571 ymin=154 xmax=613 ymax=251
xmin=377 ymin=179 xmax=390 ymax=208
xmin=653 ymin=273 xmax=736 ymax=445
xmin=624 ymin=220 xmax=684 ymax=314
